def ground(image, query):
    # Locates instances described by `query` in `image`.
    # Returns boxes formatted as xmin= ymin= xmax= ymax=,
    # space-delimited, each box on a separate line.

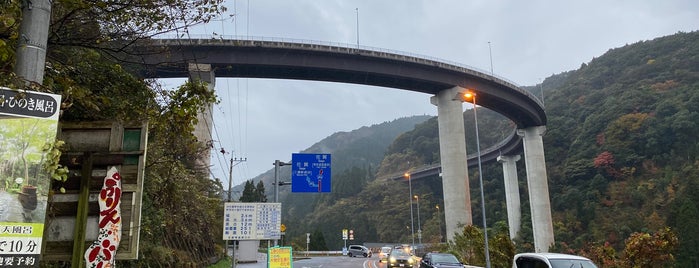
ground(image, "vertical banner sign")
xmin=291 ymin=153 xmax=331 ymax=193
xmin=84 ymin=167 xmax=122 ymax=267
xmin=267 ymin=246 xmax=293 ymax=268
xmin=0 ymin=87 xmax=61 ymax=267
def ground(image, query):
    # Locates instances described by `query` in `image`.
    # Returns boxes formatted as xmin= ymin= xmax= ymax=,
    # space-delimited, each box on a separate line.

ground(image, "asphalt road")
xmin=235 ymin=254 xmax=389 ymax=268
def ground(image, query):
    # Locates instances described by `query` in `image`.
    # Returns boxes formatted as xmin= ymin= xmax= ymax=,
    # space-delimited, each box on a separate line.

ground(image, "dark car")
xmin=420 ymin=252 xmax=464 ymax=268
xmin=388 ymin=248 xmax=416 ymax=268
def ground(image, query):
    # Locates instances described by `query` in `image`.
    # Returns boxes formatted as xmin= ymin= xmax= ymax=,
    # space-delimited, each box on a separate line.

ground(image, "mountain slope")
xmin=540 ymin=31 xmax=699 ymax=262
xmin=246 ymin=31 xmax=699 ymax=265
xmin=290 ymin=31 xmax=699 ymax=263
xmin=229 ymin=115 xmax=431 ymax=243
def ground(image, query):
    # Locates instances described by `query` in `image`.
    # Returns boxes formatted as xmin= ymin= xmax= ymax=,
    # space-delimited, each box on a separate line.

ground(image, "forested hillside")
xmin=249 ymin=116 xmax=431 ymax=245
xmin=541 ymin=31 xmax=699 ymax=266
xmin=279 ymin=31 xmax=699 ymax=266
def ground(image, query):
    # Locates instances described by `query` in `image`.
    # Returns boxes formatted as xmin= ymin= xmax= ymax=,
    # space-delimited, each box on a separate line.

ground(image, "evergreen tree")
xmin=239 ymin=180 xmax=257 ymax=202
xmin=309 ymin=229 xmax=329 ymax=251
xmin=255 ymin=180 xmax=267 ymax=202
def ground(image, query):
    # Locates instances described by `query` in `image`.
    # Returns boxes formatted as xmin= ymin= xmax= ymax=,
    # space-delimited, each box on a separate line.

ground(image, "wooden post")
xmin=71 ymin=152 xmax=92 ymax=268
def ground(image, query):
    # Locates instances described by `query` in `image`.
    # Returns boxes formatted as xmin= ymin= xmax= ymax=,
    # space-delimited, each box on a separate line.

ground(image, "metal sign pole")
xmin=306 ymin=233 xmax=310 ymax=257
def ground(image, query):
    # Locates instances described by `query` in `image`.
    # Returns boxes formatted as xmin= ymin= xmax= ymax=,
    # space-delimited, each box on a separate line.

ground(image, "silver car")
xmin=348 ymin=245 xmax=372 ymax=258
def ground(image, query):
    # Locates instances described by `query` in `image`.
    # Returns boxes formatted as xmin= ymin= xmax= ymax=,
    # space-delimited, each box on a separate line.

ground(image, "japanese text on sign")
xmin=0 ymin=87 xmax=60 ymax=119
xmin=0 ymin=237 xmax=41 ymax=266
xmin=223 ymin=203 xmax=281 ymax=240
xmin=268 ymin=247 xmax=293 ymax=268
xmin=291 ymin=153 xmax=332 ymax=193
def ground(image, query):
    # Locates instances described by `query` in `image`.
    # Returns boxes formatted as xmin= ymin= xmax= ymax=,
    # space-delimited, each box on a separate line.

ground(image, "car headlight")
xmin=390 ymin=257 xmax=396 ymax=263
xmin=408 ymin=258 xmax=414 ymax=264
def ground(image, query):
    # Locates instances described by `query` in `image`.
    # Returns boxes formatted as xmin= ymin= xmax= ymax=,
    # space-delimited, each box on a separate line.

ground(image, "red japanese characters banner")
xmin=84 ymin=167 xmax=122 ymax=268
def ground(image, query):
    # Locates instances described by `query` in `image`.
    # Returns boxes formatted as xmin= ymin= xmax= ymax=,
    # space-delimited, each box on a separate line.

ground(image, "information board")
xmin=268 ymin=246 xmax=293 ymax=268
xmin=223 ymin=202 xmax=281 ymax=240
xmin=291 ymin=153 xmax=331 ymax=193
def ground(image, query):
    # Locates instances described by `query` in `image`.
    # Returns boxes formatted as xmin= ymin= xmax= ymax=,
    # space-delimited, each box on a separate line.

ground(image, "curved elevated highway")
xmin=133 ymin=38 xmax=545 ymax=127
xmin=130 ymin=37 xmax=552 ymax=250
xmin=132 ymin=37 xmax=545 ymax=178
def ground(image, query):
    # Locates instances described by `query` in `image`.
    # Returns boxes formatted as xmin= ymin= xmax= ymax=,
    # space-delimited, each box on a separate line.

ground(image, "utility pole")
xmin=226 ymin=155 xmax=246 ymax=267
xmin=15 ymin=0 xmax=52 ymax=85
xmin=415 ymin=195 xmax=422 ymax=246
xmin=228 ymin=157 xmax=247 ymax=201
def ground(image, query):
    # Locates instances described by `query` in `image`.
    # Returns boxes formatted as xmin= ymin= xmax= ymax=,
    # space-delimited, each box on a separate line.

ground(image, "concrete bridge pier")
xmin=188 ymin=63 xmax=215 ymax=170
xmin=518 ymin=126 xmax=554 ymax=252
xmin=430 ymin=86 xmax=472 ymax=242
xmin=497 ymin=154 xmax=522 ymax=241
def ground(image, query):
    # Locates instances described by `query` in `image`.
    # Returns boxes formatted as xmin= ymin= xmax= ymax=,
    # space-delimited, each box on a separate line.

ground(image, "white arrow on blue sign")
xmin=291 ymin=153 xmax=331 ymax=193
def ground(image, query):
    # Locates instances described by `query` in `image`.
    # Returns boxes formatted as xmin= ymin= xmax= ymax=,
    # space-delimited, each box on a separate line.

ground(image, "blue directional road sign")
xmin=291 ymin=153 xmax=331 ymax=193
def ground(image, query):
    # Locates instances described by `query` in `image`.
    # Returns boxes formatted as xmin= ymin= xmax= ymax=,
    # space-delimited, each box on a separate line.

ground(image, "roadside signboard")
xmin=0 ymin=87 xmax=61 ymax=267
xmin=44 ymin=121 xmax=148 ymax=262
xmin=0 ymin=87 xmax=60 ymax=119
xmin=291 ymin=153 xmax=331 ymax=193
xmin=268 ymin=246 xmax=293 ymax=268
xmin=223 ymin=202 xmax=281 ymax=240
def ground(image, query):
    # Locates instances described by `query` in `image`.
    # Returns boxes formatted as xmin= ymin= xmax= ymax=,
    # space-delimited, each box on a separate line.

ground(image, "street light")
xmin=414 ymin=194 xmax=422 ymax=246
xmin=273 ymin=160 xmax=291 ymax=203
xmin=463 ymin=91 xmax=491 ymax=268
xmin=435 ymin=204 xmax=442 ymax=243
xmin=404 ymin=172 xmax=415 ymax=247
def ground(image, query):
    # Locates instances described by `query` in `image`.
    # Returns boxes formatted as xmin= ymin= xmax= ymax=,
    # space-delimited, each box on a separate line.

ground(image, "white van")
xmin=512 ymin=253 xmax=598 ymax=268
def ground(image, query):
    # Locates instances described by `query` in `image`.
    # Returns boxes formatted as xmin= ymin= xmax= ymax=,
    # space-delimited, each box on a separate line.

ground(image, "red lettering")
xmin=87 ymin=246 xmax=101 ymax=262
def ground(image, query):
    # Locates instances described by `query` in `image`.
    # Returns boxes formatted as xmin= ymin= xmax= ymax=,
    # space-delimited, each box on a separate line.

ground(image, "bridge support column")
xmin=431 ymin=86 xmax=472 ymax=242
xmin=497 ymin=155 xmax=521 ymax=240
xmin=518 ymin=126 xmax=554 ymax=252
xmin=188 ymin=63 xmax=215 ymax=169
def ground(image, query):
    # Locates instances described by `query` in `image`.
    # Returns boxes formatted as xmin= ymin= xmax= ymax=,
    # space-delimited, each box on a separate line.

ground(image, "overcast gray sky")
xmin=162 ymin=0 xmax=699 ymax=188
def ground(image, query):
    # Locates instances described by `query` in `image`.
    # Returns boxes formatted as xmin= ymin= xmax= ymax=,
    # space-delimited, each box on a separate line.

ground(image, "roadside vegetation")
xmin=2 ymin=0 xmax=698 ymax=266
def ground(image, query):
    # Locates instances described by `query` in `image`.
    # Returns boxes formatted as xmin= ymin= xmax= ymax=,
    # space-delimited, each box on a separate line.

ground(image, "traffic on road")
xmin=234 ymin=245 xmax=485 ymax=268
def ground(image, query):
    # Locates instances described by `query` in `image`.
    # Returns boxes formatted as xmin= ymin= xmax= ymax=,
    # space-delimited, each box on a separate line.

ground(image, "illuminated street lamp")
xmin=463 ymin=91 xmax=491 ymax=268
xmin=414 ymin=194 xmax=422 ymax=246
xmin=404 ymin=172 xmax=415 ymax=247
